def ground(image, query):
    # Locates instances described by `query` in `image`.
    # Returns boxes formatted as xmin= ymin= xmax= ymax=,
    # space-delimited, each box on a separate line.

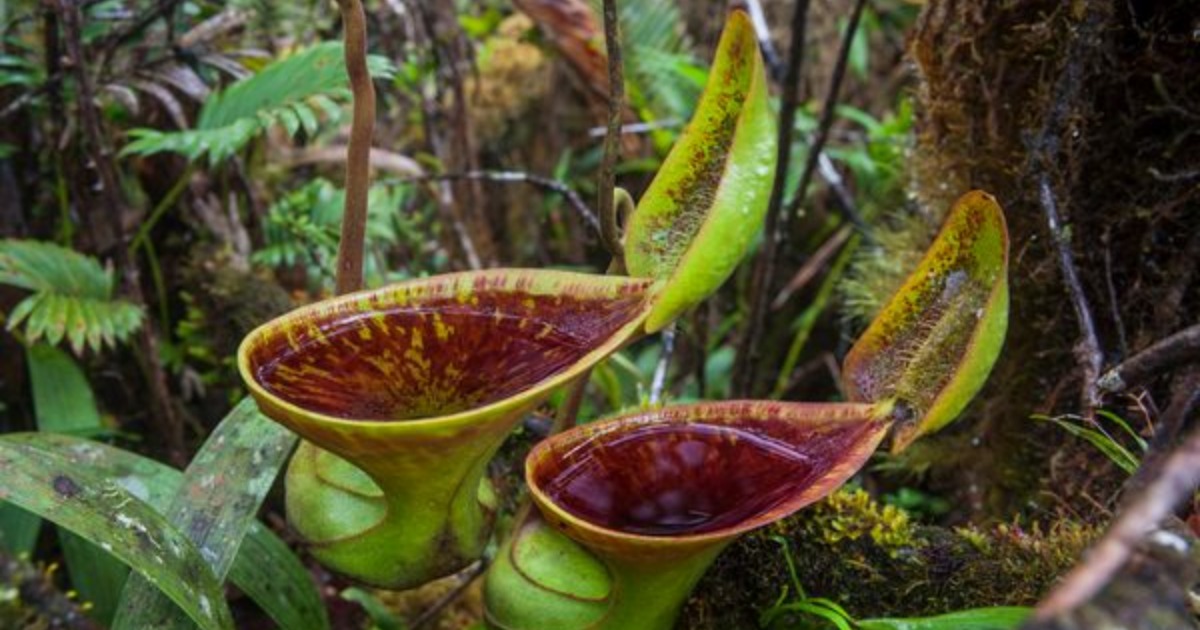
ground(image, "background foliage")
xmin=1 ymin=0 xmax=1197 ymax=628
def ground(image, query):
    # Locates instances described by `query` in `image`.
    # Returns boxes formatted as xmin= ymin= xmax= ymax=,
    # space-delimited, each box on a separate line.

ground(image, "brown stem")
xmin=734 ymin=0 xmax=865 ymax=396
xmin=333 ymin=0 xmax=376 ymax=296
xmin=731 ymin=0 xmax=810 ymax=397
xmin=58 ymin=0 xmax=184 ymax=464
xmin=596 ymin=0 xmax=626 ymax=266
xmin=549 ymin=0 xmax=633 ymax=432
xmin=1097 ymin=324 xmax=1200 ymax=394
xmin=550 ymin=373 xmax=590 ymax=435
xmin=1030 ymin=3 xmax=1106 ymax=413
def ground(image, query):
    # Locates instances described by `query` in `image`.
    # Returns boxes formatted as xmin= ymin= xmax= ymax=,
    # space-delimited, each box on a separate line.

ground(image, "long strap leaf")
xmin=112 ymin=398 xmax=298 ymax=629
xmin=9 ymin=431 xmax=327 ymax=630
xmin=0 ymin=437 xmax=233 ymax=630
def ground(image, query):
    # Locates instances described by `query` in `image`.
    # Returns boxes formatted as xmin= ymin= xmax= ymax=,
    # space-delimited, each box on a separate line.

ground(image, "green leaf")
xmin=623 ymin=9 xmax=777 ymax=332
xmin=857 ymin=607 xmax=1031 ymax=630
xmin=113 ymin=398 xmax=298 ymax=629
xmin=1033 ymin=413 xmax=1142 ymax=475
xmin=0 ymin=239 xmax=112 ymax=297
xmin=0 ymin=239 xmax=144 ymax=353
xmin=27 ymin=343 xmax=102 ymax=436
xmin=842 ymin=191 xmax=1009 ymax=452
xmin=0 ymin=436 xmax=233 ymax=630
xmin=341 ymin=587 xmax=408 ymax=630
xmin=10 ymin=431 xmax=327 ymax=630
xmin=27 ymin=342 xmax=128 ymax=623
xmin=0 ymin=502 xmax=41 ymax=555
xmin=230 ymin=522 xmax=330 ymax=630
xmin=292 ymin=102 xmax=319 ymax=136
xmin=764 ymin=601 xmax=853 ymax=630
xmin=122 ymin=43 xmax=394 ymax=165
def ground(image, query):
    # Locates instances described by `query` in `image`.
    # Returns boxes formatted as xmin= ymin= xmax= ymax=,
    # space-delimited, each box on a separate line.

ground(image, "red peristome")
xmin=245 ymin=279 xmax=649 ymax=421
xmin=532 ymin=407 xmax=881 ymax=537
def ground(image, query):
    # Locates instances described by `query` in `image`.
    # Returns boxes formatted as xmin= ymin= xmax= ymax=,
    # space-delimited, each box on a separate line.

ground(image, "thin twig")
xmin=736 ymin=0 xmax=784 ymax=81
xmin=1101 ymin=241 xmax=1129 ymax=357
xmin=1033 ymin=410 xmax=1200 ymax=619
xmin=771 ymin=224 xmax=852 ymax=311
xmin=333 ymin=0 xmax=376 ymax=296
xmin=1030 ymin=3 xmax=1106 ymax=412
xmin=783 ymin=0 xmax=870 ymax=222
xmin=586 ymin=118 xmax=680 ymax=138
xmin=816 ymin=153 xmax=855 ymax=219
xmin=410 ymin=560 xmax=488 ymax=629
xmin=1039 ymin=175 xmax=1105 ymax=412
xmin=649 ymin=323 xmax=677 ymax=405
xmin=596 ymin=0 xmax=626 ymax=267
xmin=1125 ymin=369 xmax=1200 ymax=495
xmin=96 ymin=0 xmax=181 ymax=70
xmin=408 ymin=170 xmax=599 ymax=232
xmin=1147 ymin=166 xmax=1200 ymax=182
xmin=1097 ymin=324 xmax=1200 ymax=394
xmin=731 ymin=0 xmax=812 ymax=397
xmin=771 ymin=232 xmax=859 ymax=399
xmin=735 ymin=0 xmax=867 ymax=396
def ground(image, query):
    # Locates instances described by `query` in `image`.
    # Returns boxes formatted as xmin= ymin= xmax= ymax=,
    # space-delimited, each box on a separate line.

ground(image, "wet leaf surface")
xmin=113 ymin=398 xmax=300 ymax=629
xmin=8 ymin=430 xmax=326 ymax=630
xmin=0 ymin=435 xmax=233 ymax=630
xmin=623 ymin=9 xmax=777 ymax=331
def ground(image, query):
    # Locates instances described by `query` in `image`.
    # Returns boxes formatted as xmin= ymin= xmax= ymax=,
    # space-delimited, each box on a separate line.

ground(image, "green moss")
xmin=839 ymin=211 xmax=939 ymax=327
xmin=680 ymin=490 xmax=1098 ymax=629
xmin=803 ymin=488 xmax=917 ymax=553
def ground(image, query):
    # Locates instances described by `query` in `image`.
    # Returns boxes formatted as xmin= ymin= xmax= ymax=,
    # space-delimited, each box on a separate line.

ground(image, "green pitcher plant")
xmin=239 ymin=270 xmax=656 ymax=587
xmin=481 ymin=190 xmax=1010 ymax=630
xmin=484 ymin=401 xmax=891 ymax=629
xmin=238 ymin=9 xmax=775 ymax=589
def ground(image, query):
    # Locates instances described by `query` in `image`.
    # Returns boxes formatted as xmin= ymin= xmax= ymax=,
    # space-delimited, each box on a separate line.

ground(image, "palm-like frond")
xmin=122 ymin=42 xmax=394 ymax=165
xmin=614 ymin=0 xmax=703 ymax=121
xmin=0 ymin=240 xmax=143 ymax=354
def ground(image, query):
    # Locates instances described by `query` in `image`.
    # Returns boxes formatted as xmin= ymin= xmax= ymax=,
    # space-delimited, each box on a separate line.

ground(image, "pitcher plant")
xmin=485 ymin=401 xmax=890 ymax=629
xmin=238 ymin=8 xmax=775 ymax=588
xmin=483 ymin=190 xmax=1010 ymax=629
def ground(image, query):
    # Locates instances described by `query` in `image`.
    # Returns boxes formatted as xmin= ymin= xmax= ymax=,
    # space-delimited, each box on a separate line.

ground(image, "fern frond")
xmin=0 ymin=240 xmax=143 ymax=354
xmin=252 ymin=178 xmax=420 ymax=291
xmin=122 ymin=42 xmax=395 ymax=165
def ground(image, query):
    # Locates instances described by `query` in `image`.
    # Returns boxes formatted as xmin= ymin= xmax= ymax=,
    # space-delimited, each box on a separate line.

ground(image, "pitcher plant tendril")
xmin=333 ymin=0 xmax=376 ymax=296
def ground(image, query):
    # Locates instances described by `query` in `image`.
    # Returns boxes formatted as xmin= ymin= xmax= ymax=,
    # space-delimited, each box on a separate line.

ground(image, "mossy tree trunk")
xmin=684 ymin=1 xmax=1199 ymax=626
